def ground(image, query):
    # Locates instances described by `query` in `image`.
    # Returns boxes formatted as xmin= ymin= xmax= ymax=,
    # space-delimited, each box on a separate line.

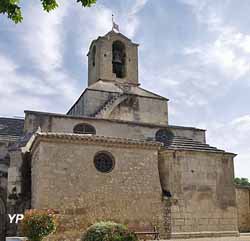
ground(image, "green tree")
xmin=235 ymin=177 xmax=250 ymax=187
xmin=0 ymin=0 xmax=96 ymax=24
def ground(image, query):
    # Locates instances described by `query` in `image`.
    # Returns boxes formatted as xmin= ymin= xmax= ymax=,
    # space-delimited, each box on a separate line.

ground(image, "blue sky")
xmin=0 ymin=0 xmax=249 ymax=178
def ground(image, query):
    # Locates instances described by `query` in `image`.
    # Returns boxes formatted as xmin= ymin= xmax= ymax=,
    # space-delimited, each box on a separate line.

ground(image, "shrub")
xmin=82 ymin=221 xmax=138 ymax=241
xmin=20 ymin=209 xmax=57 ymax=241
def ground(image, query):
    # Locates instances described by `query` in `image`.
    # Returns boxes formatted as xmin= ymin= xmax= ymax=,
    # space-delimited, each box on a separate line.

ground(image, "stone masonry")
xmin=29 ymin=133 xmax=168 ymax=238
xmin=236 ymin=186 xmax=250 ymax=232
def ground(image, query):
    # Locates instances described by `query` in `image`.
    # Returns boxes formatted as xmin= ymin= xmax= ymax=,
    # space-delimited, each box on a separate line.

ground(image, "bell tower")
xmin=87 ymin=30 xmax=139 ymax=86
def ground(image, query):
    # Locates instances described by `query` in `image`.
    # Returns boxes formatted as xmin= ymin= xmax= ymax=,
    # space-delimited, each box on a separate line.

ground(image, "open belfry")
xmin=0 ymin=28 xmax=239 ymax=240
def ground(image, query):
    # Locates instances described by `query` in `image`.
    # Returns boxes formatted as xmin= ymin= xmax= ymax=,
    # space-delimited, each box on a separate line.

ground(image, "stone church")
xmin=0 ymin=30 xmax=239 ymax=240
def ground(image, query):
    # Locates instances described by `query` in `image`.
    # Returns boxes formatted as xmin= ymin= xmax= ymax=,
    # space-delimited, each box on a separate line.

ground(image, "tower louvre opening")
xmin=112 ymin=40 xmax=126 ymax=78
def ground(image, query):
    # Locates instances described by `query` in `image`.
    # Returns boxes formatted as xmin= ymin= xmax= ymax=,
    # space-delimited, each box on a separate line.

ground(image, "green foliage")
xmin=235 ymin=177 xmax=250 ymax=187
xmin=20 ymin=209 xmax=57 ymax=241
xmin=82 ymin=221 xmax=139 ymax=241
xmin=0 ymin=0 xmax=96 ymax=23
xmin=0 ymin=0 xmax=23 ymax=23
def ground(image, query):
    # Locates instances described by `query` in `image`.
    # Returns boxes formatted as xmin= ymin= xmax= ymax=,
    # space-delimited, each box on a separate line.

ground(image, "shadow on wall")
xmin=0 ymin=190 xmax=6 ymax=241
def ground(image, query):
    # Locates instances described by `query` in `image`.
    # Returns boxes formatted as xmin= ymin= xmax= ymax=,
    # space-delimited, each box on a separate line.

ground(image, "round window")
xmin=155 ymin=128 xmax=174 ymax=146
xmin=94 ymin=152 xmax=115 ymax=173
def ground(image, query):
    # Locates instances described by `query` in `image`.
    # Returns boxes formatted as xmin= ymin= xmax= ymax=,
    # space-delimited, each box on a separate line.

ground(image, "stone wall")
xmin=67 ymin=89 xmax=168 ymax=125
xmin=159 ymin=150 xmax=239 ymax=238
xmin=87 ymin=31 xmax=139 ymax=86
xmin=109 ymin=95 xmax=168 ymax=125
xmin=236 ymin=186 xmax=250 ymax=232
xmin=31 ymin=135 xmax=168 ymax=239
xmin=67 ymin=89 xmax=114 ymax=117
xmin=24 ymin=111 xmax=206 ymax=143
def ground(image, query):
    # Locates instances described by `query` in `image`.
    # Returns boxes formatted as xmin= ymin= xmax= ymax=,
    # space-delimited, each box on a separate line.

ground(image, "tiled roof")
xmin=0 ymin=117 xmax=24 ymax=139
xmin=164 ymin=136 xmax=227 ymax=153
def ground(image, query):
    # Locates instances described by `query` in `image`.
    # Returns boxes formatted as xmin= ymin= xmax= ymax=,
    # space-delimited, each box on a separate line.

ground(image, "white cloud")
xmin=205 ymin=115 xmax=250 ymax=179
xmin=0 ymin=0 xmax=148 ymax=118
xmin=129 ymin=0 xmax=148 ymax=16
xmin=175 ymin=0 xmax=250 ymax=82
xmin=0 ymin=1 xmax=80 ymax=117
xmin=118 ymin=0 xmax=148 ymax=38
xmin=75 ymin=5 xmax=113 ymax=58
xmin=20 ymin=1 xmax=69 ymax=73
xmin=0 ymin=54 xmax=73 ymax=116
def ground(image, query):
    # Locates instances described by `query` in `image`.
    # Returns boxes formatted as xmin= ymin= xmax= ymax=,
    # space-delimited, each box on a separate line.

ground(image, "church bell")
xmin=113 ymin=50 xmax=123 ymax=64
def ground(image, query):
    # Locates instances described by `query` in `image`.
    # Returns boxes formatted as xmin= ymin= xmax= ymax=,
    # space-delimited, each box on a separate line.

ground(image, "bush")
xmin=20 ymin=209 xmax=57 ymax=241
xmin=82 ymin=221 xmax=138 ymax=241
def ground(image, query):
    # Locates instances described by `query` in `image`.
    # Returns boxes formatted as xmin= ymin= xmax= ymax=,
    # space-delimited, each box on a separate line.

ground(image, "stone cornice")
xmin=159 ymin=148 xmax=237 ymax=156
xmin=29 ymin=132 xmax=163 ymax=153
xmin=235 ymin=184 xmax=250 ymax=190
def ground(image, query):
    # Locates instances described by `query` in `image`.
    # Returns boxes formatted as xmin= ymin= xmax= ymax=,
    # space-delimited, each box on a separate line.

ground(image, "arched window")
xmin=155 ymin=128 xmax=174 ymax=146
xmin=92 ymin=45 xmax=96 ymax=67
xmin=94 ymin=151 xmax=115 ymax=173
xmin=73 ymin=123 xmax=96 ymax=134
xmin=112 ymin=40 xmax=126 ymax=78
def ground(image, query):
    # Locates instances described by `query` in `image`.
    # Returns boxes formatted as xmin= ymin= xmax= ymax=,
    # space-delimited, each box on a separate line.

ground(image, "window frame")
xmin=73 ymin=123 xmax=96 ymax=135
xmin=93 ymin=151 xmax=115 ymax=173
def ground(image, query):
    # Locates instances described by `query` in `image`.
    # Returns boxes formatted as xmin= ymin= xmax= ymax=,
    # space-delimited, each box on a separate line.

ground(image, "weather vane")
xmin=112 ymin=14 xmax=120 ymax=32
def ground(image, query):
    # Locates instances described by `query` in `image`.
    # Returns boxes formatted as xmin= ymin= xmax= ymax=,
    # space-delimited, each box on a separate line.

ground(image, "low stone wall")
xmin=236 ymin=186 xmax=250 ymax=232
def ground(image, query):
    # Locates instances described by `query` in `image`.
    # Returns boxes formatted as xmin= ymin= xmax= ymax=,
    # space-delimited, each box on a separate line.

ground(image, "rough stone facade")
xmin=30 ymin=134 xmax=169 ymax=238
xmin=236 ymin=186 xmax=250 ymax=232
xmin=159 ymin=150 xmax=238 ymax=238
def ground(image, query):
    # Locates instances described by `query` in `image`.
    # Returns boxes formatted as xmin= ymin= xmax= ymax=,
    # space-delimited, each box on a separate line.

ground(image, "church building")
xmin=0 ymin=29 xmax=239 ymax=240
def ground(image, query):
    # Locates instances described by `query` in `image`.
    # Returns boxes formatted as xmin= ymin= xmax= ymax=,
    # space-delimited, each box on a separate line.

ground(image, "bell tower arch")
xmin=112 ymin=40 xmax=126 ymax=78
xmin=87 ymin=30 xmax=139 ymax=86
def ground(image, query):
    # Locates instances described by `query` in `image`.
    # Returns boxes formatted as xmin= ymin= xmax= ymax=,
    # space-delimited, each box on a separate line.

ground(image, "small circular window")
xmin=155 ymin=128 xmax=174 ymax=146
xmin=94 ymin=152 xmax=115 ymax=173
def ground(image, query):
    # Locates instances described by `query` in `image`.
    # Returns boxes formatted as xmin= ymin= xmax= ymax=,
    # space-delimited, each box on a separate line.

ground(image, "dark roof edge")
xmin=168 ymin=125 xmax=205 ymax=131
xmin=161 ymin=148 xmax=237 ymax=156
xmin=66 ymin=88 xmax=87 ymax=114
xmin=87 ymin=88 xmax=168 ymax=100
xmin=0 ymin=117 xmax=24 ymax=121
xmin=235 ymin=184 xmax=250 ymax=190
xmin=137 ymin=86 xmax=169 ymax=101
xmin=24 ymin=110 xmax=205 ymax=131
